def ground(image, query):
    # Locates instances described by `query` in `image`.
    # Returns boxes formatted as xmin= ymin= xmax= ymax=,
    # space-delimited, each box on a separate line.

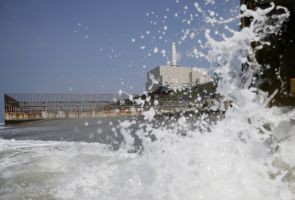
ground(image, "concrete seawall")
xmin=5 ymin=109 xmax=143 ymax=124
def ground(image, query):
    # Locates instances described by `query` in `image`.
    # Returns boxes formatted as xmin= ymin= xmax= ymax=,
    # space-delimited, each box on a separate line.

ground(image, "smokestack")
xmin=172 ymin=42 xmax=177 ymax=66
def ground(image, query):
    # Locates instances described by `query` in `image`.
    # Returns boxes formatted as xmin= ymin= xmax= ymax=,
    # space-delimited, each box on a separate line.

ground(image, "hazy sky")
xmin=0 ymin=0 xmax=240 ymax=122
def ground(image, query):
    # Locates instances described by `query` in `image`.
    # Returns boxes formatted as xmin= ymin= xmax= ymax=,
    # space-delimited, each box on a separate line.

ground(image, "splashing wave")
xmin=0 ymin=3 xmax=295 ymax=200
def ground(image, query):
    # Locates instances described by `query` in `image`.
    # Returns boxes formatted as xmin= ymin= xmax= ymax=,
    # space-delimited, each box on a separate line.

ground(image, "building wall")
xmin=146 ymin=66 xmax=161 ymax=91
xmin=160 ymin=66 xmax=192 ymax=88
xmin=146 ymin=65 xmax=211 ymax=91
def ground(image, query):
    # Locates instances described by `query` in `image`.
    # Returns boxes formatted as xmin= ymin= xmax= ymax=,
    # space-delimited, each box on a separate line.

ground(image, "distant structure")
xmin=4 ymin=93 xmax=141 ymax=124
xmin=146 ymin=43 xmax=211 ymax=92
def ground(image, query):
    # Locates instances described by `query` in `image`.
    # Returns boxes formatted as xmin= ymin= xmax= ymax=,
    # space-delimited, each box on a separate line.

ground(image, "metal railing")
xmin=4 ymin=93 xmax=209 ymax=123
xmin=5 ymin=93 xmax=126 ymax=103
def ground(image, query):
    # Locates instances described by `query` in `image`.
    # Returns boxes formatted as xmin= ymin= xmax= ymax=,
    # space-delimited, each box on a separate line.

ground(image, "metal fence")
xmin=5 ymin=93 xmax=125 ymax=103
xmin=4 ymin=93 xmax=131 ymax=113
xmin=4 ymin=93 xmax=208 ymax=123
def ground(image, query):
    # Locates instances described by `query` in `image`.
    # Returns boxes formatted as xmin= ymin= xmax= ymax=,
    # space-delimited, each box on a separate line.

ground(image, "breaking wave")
xmin=0 ymin=2 xmax=295 ymax=200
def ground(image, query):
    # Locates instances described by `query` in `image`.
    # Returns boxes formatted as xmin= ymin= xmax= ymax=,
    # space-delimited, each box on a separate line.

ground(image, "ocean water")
xmin=1 ymin=2 xmax=295 ymax=200
xmin=0 ymin=118 xmax=129 ymax=147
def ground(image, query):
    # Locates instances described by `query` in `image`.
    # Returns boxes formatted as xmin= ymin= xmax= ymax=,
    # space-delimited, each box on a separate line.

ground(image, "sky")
xmin=0 ymin=0 xmax=240 ymax=122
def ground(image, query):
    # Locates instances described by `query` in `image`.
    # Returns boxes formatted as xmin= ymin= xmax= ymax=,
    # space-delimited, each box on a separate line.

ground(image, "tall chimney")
xmin=172 ymin=42 xmax=177 ymax=66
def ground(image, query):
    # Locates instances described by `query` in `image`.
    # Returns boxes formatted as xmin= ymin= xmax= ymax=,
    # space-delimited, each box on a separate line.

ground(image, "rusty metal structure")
xmin=4 ymin=93 xmax=142 ymax=124
xmin=241 ymin=0 xmax=295 ymax=106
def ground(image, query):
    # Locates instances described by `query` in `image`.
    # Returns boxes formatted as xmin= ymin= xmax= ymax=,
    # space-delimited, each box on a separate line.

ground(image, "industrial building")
xmin=146 ymin=43 xmax=212 ymax=92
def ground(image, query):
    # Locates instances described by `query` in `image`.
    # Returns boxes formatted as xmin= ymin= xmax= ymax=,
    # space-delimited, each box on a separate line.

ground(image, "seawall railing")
xmin=4 ymin=93 xmax=219 ymax=124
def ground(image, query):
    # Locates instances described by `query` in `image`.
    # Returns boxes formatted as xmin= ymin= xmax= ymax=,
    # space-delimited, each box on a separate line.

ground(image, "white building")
xmin=146 ymin=43 xmax=212 ymax=92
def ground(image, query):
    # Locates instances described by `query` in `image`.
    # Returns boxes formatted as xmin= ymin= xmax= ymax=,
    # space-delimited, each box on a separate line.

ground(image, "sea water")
xmin=1 ymin=3 xmax=295 ymax=200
